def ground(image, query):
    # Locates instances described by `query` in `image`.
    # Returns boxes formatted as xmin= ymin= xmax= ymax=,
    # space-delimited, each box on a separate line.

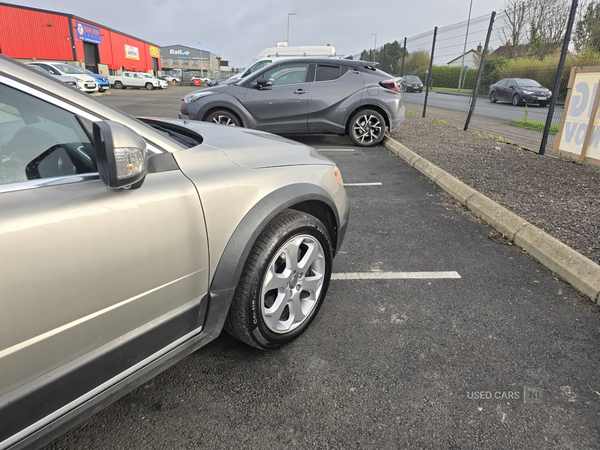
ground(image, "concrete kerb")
xmin=383 ymin=135 xmax=600 ymax=303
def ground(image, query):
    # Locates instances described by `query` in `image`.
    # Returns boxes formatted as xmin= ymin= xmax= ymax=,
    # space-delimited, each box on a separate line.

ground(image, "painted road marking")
xmin=343 ymin=182 xmax=382 ymax=186
xmin=317 ymin=148 xmax=356 ymax=152
xmin=331 ymin=271 xmax=461 ymax=280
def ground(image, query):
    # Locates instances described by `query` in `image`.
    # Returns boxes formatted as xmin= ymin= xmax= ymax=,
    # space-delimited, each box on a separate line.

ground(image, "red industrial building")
xmin=0 ymin=2 xmax=161 ymax=75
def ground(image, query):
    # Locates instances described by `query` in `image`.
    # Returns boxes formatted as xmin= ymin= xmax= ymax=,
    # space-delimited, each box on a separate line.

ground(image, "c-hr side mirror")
xmin=93 ymin=121 xmax=148 ymax=189
xmin=256 ymin=78 xmax=272 ymax=89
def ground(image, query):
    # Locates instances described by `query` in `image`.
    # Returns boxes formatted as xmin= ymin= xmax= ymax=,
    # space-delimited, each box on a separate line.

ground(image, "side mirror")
xmin=93 ymin=121 xmax=148 ymax=189
xmin=256 ymin=78 xmax=272 ymax=89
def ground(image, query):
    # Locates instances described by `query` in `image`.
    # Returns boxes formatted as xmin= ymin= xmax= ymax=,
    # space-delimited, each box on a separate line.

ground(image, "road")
xmin=403 ymin=91 xmax=563 ymax=124
xmin=45 ymin=88 xmax=600 ymax=450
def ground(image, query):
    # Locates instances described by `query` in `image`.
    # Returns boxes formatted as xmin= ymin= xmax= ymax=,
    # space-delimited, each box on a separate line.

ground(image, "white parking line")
xmin=317 ymin=148 xmax=356 ymax=152
xmin=343 ymin=182 xmax=382 ymax=186
xmin=331 ymin=271 xmax=461 ymax=280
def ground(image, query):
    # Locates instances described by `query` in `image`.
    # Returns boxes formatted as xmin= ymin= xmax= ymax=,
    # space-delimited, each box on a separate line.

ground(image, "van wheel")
xmin=224 ymin=210 xmax=333 ymax=349
xmin=348 ymin=109 xmax=386 ymax=147
xmin=114 ymin=81 xmax=123 ymax=89
xmin=145 ymin=83 xmax=154 ymax=90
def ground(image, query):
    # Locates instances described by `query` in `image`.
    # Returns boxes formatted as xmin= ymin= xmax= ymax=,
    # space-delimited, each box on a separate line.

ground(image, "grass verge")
xmin=509 ymin=119 xmax=558 ymax=135
xmin=433 ymin=87 xmax=473 ymax=94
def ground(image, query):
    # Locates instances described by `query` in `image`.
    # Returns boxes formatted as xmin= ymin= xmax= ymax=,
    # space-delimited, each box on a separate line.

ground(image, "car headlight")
xmin=185 ymin=91 xmax=216 ymax=103
xmin=548 ymin=91 xmax=553 ymax=97
xmin=333 ymin=166 xmax=343 ymax=185
xmin=66 ymin=81 xmax=77 ymax=87
xmin=523 ymin=90 xmax=534 ymax=95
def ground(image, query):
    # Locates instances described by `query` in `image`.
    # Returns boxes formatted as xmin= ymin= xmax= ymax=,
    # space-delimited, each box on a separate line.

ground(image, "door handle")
xmin=293 ymin=89 xmax=307 ymax=94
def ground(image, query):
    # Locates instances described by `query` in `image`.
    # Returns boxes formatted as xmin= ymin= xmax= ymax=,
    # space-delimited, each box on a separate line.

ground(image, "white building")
xmin=447 ymin=44 xmax=482 ymax=69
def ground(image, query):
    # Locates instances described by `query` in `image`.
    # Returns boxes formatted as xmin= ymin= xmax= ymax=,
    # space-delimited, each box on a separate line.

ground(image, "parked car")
xmin=160 ymin=75 xmax=179 ymax=83
xmin=67 ymin=66 xmax=111 ymax=92
xmin=26 ymin=61 xmax=98 ymax=93
xmin=401 ymin=75 xmax=423 ymax=93
xmin=206 ymin=78 xmax=219 ymax=86
xmin=27 ymin=64 xmax=79 ymax=88
xmin=0 ymin=53 xmax=349 ymax=449
xmin=489 ymin=78 xmax=552 ymax=107
xmin=180 ymin=58 xmax=406 ymax=147
xmin=108 ymin=71 xmax=161 ymax=90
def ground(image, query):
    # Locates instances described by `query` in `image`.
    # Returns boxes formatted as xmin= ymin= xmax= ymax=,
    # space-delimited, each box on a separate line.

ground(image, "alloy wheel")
xmin=260 ymin=234 xmax=326 ymax=334
xmin=211 ymin=115 xmax=237 ymax=126
xmin=353 ymin=114 xmax=383 ymax=144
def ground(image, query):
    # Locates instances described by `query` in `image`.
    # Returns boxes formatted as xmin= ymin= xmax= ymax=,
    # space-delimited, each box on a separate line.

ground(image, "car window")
xmin=315 ymin=65 xmax=346 ymax=82
xmin=124 ymin=73 xmax=132 ymax=77
xmin=262 ymin=63 xmax=309 ymax=86
xmin=496 ymin=79 xmax=508 ymax=86
xmin=53 ymin=64 xmax=83 ymax=75
xmin=250 ymin=60 xmax=271 ymax=73
xmin=37 ymin=64 xmax=61 ymax=76
xmin=0 ymin=84 xmax=97 ymax=186
xmin=507 ymin=80 xmax=516 ymax=88
xmin=515 ymin=79 xmax=542 ymax=87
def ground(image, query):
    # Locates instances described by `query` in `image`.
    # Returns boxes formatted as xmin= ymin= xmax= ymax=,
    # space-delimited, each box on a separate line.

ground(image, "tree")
xmin=404 ymin=50 xmax=430 ymax=73
xmin=500 ymin=0 xmax=528 ymax=56
xmin=574 ymin=1 xmax=600 ymax=53
xmin=359 ymin=41 xmax=408 ymax=75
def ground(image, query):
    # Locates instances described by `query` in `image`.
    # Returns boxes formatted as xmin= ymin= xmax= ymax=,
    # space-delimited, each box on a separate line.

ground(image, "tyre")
xmin=98 ymin=87 xmax=104 ymax=93
xmin=512 ymin=94 xmax=522 ymax=106
xmin=114 ymin=81 xmax=123 ymax=89
xmin=348 ymin=109 xmax=386 ymax=147
xmin=145 ymin=83 xmax=154 ymax=90
xmin=224 ymin=210 xmax=333 ymax=349
xmin=205 ymin=110 xmax=241 ymax=127
xmin=489 ymin=91 xmax=497 ymax=103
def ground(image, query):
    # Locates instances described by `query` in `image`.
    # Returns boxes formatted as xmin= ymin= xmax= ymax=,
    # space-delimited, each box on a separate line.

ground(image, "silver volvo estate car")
xmin=0 ymin=55 xmax=349 ymax=449
xmin=180 ymin=58 xmax=406 ymax=147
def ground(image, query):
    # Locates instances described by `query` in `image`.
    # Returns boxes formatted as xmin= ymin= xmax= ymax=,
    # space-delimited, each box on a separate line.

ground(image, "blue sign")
xmin=464 ymin=65 xmax=469 ymax=71
xmin=75 ymin=21 xmax=102 ymax=45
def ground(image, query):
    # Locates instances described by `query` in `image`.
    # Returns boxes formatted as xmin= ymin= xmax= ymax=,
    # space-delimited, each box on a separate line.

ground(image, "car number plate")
xmin=538 ymin=97 xmax=547 ymax=100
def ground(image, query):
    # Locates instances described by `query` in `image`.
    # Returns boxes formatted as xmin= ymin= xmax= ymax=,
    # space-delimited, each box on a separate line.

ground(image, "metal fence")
xmin=352 ymin=0 xmax=597 ymax=154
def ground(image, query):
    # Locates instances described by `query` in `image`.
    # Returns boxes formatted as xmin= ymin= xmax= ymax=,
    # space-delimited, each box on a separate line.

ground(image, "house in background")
xmin=447 ymin=44 xmax=482 ymax=68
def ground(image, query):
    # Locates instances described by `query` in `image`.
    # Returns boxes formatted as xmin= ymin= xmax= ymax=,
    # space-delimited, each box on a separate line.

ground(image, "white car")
xmin=161 ymin=75 xmax=180 ymax=83
xmin=26 ymin=62 xmax=98 ymax=93
xmin=108 ymin=72 xmax=161 ymax=90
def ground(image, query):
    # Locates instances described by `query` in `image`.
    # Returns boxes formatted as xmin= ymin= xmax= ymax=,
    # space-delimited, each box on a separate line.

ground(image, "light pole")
xmin=287 ymin=13 xmax=297 ymax=46
xmin=198 ymin=42 xmax=204 ymax=78
xmin=371 ymin=34 xmax=377 ymax=62
xmin=457 ymin=0 xmax=474 ymax=93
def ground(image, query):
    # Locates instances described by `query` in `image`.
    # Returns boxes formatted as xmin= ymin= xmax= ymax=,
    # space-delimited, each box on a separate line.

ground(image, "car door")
xmin=244 ymin=62 xmax=310 ymax=133
xmin=505 ymin=79 xmax=517 ymax=101
xmin=0 ymin=78 xmax=209 ymax=442
xmin=307 ymin=63 xmax=363 ymax=133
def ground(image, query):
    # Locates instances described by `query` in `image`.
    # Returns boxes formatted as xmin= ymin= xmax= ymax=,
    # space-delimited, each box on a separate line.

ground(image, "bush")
xmin=409 ymin=65 xmax=478 ymax=89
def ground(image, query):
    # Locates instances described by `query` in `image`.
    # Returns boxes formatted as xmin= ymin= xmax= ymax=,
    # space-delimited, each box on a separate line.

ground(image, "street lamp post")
xmin=198 ymin=42 xmax=204 ymax=78
xmin=457 ymin=0 xmax=474 ymax=93
xmin=287 ymin=13 xmax=297 ymax=46
xmin=371 ymin=34 xmax=377 ymax=62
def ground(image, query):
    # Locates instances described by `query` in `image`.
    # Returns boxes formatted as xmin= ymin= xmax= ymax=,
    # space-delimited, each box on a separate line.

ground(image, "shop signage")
xmin=169 ymin=49 xmax=191 ymax=57
xmin=125 ymin=45 xmax=140 ymax=60
xmin=149 ymin=46 xmax=160 ymax=58
xmin=554 ymin=66 xmax=600 ymax=166
xmin=75 ymin=21 xmax=101 ymax=45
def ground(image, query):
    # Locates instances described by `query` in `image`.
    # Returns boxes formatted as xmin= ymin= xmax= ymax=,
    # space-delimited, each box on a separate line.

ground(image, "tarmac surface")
xmin=45 ymin=88 xmax=600 ymax=449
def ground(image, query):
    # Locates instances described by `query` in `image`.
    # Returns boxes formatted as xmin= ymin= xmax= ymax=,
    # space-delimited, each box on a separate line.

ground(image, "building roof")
xmin=0 ymin=2 xmax=160 ymax=47
xmin=488 ymin=44 xmax=529 ymax=59
xmin=447 ymin=49 xmax=480 ymax=65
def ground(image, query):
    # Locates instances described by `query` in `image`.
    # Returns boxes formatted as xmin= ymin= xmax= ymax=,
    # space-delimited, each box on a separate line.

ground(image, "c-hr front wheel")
xmin=205 ymin=110 xmax=241 ymax=127
xmin=348 ymin=109 xmax=386 ymax=147
xmin=224 ymin=210 xmax=333 ymax=349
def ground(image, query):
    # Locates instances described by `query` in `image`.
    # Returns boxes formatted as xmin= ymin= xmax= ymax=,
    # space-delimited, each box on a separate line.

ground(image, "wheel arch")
xmin=345 ymin=103 xmax=391 ymax=134
xmin=209 ymin=184 xmax=340 ymax=295
xmin=200 ymin=105 xmax=246 ymax=127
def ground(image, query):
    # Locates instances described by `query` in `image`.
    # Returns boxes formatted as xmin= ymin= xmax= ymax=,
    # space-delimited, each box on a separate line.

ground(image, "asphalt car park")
xmin=41 ymin=88 xmax=600 ymax=450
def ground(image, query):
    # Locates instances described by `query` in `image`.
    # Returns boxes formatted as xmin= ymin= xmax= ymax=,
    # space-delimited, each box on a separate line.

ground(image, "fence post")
xmin=464 ymin=12 xmax=496 ymax=131
xmin=539 ymin=0 xmax=579 ymax=155
xmin=400 ymin=37 xmax=407 ymax=77
xmin=382 ymin=44 xmax=386 ymax=73
xmin=423 ymin=27 xmax=438 ymax=118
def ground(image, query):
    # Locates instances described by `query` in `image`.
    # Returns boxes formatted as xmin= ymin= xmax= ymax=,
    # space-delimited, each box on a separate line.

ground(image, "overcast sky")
xmin=9 ymin=0 xmax=506 ymax=68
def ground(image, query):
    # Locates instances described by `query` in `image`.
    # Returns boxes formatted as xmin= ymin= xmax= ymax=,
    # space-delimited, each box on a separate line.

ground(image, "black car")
xmin=401 ymin=75 xmax=423 ymax=93
xmin=489 ymin=78 xmax=552 ymax=107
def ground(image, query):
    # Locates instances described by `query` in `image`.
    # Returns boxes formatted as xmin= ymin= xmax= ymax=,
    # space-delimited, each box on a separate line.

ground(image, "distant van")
xmin=252 ymin=45 xmax=337 ymax=62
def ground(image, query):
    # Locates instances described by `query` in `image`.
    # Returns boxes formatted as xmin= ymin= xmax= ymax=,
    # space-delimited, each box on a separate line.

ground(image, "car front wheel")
xmin=224 ymin=210 xmax=333 ymax=349
xmin=489 ymin=92 xmax=497 ymax=103
xmin=114 ymin=81 xmax=123 ymax=89
xmin=348 ymin=109 xmax=386 ymax=147
xmin=205 ymin=110 xmax=241 ymax=126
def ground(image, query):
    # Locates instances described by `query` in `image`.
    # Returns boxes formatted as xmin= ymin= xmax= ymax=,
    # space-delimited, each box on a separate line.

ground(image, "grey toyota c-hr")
xmin=0 ymin=55 xmax=349 ymax=449
xmin=180 ymin=58 xmax=406 ymax=147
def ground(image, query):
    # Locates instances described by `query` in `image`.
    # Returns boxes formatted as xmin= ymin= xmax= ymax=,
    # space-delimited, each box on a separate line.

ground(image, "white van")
xmin=252 ymin=45 xmax=337 ymax=62
xmin=225 ymin=46 xmax=338 ymax=85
